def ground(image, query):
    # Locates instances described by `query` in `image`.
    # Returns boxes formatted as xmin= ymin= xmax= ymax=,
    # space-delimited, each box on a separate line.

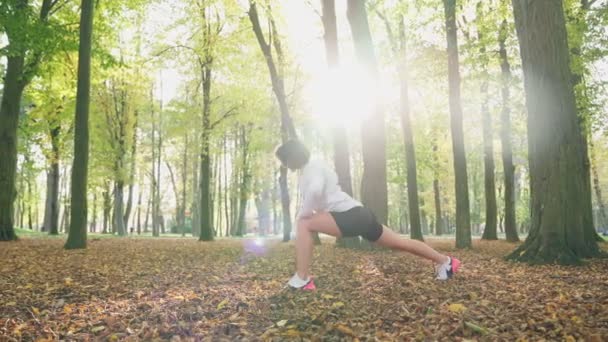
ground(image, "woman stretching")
xmin=275 ymin=139 xmax=461 ymax=290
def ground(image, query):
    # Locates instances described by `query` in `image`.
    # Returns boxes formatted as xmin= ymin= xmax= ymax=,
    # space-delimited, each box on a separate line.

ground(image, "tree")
xmin=0 ymin=0 xmax=71 ymax=241
xmin=443 ymin=0 xmax=471 ymax=248
xmin=248 ymin=1 xmax=297 ymax=242
xmin=321 ymin=0 xmax=359 ymax=248
xmin=476 ymin=1 xmax=498 ymax=241
xmin=506 ymin=0 xmax=601 ymax=264
xmin=497 ymin=0 xmax=519 ymax=242
xmin=346 ymin=0 xmax=388 ymax=225
xmin=377 ymin=4 xmax=424 ymax=241
xmin=65 ymin=0 xmax=95 ymax=250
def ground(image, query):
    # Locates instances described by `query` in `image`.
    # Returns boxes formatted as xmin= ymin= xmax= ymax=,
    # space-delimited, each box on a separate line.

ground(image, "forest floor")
xmin=1 ymin=236 xmax=607 ymax=341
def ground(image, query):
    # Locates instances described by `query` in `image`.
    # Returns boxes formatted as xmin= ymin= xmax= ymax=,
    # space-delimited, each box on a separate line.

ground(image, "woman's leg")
xmin=295 ymin=212 xmax=342 ymax=279
xmin=374 ymin=226 xmax=449 ymax=264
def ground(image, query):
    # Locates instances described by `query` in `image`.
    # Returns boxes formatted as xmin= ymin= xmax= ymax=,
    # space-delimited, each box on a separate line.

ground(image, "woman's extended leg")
xmin=295 ymin=212 xmax=342 ymax=280
xmin=374 ymin=226 xmax=449 ymax=264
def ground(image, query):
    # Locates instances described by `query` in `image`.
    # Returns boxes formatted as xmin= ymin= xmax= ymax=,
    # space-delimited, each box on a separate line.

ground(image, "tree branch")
xmin=210 ymin=107 xmax=238 ymax=130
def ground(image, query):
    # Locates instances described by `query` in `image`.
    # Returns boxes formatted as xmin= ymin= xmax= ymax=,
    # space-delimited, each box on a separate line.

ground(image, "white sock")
xmin=288 ymin=273 xmax=310 ymax=288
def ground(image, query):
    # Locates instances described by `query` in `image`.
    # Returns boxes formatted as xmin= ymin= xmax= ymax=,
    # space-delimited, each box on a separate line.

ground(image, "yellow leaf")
xmin=284 ymin=329 xmax=300 ymax=337
xmin=448 ymin=303 xmax=467 ymax=313
xmin=335 ymin=324 xmax=355 ymax=336
xmin=5 ymin=301 xmax=16 ymax=306
xmin=332 ymin=302 xmax=345 ymax=309
xmin=571 ymin=316 xmax=582 ymax=324
xmin=322 ymin=294 xmax=334 ymax=299
xmin=565 ymin=336 xmax=576 ymax=342
xmin=64 ymin=277 xmax=73 ymax=286
xmin=276 ymin=320 xmax=288 ymax=327
xmin=217 ymin=299 xmax=228 ymax=310
xmin=91 ymin=326 xmax=106 ymax=333
xmin=63 ymin=305 xmax=73 ymax=314
xmin=32 ymin=307 xmax=40 ymax=315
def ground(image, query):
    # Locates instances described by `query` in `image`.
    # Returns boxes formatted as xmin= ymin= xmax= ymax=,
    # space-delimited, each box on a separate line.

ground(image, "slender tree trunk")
xmin=346 ymin=0 xmax=388 ymax=226
xmin=156 ymin=99 xmax=163 ymax=236
xmin=433 ymin=178 xmax=444 ymax=236
xmin=150 ymin=88 xmax=159 ymax=237
xmin=46 ymin=133 xmax=61 ymax=235
xmin=396 ymin=16 xmax=423 ymax=241
xmin=123 ymin=111 xmax=138 ymax=230
xmin=249 ymin=2 xmax=296 ymax=242
xmin=113 ymin=180 xmax=126 ymax=236
xmin=479 ymin=6 xmax=498 ymax=240
xmin=102 ymin=186 xmax=111 ymax=234
xmin=65 ymin=0 xmax=94 ymax=249
xmin=90 ymin=193 xmax=97 ymax=233
xmin=590 ymin=142 xmax=608 ymax=229
xmin=443 ymin=0 xmax=471 ymax=249
xmin=136 ymin=186 xmax=142 ymax=234
xmin=143 ymin=188 xmax=151 ymax=233
xmin=199 ymin=65 xmax=214 ymax=241
xmin=191 ymin=151 xmax=200 ymax=237
xmin=236 ymin=126 xmax=252 ymax=236
xmin=507 ymin=0 xmax=600 ymax=263
xmin=179 ymin=134 xmax=188 ymax=233
xmin=498 ymin=15 xmax=519 ymax=242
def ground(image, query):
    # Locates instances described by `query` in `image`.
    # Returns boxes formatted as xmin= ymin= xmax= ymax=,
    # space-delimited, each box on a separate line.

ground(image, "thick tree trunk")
xmin=498 ymin=17 xmax=519 ymax=242
xmin=248 ymin=2 xmax=296 ymax=242
xmin=65 ymin=0 xmax=94 ymax=249
xmin=443 ymin=0 xmax=471 ymax=248
xmin=346 ymin=0 xmax=388 ymax=225
xmin=0 ymin=56 xmax=26 ymax=241
xmin=507 ymin=0 xmax=601 ymax=264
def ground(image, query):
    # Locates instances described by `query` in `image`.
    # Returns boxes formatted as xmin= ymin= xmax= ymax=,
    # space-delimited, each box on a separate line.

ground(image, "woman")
xmin=275 ymin=139 xmax=461 ymax=290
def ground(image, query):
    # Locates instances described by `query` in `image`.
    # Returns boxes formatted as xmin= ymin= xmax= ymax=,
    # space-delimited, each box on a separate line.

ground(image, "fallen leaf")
xmin=335 ymin=324 xmax=355 ymax=336
xmin=448 ymin=303 xmax=467 ymax=313
xmin=276 ymin=320 xmax=288 ymax=327
xmin=217 ymin=299 xmax=228 ymax=310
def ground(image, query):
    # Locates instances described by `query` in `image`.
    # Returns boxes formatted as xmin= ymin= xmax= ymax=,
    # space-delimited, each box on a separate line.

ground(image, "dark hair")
xmin=275 ymin=139 xmax=310 ymax=169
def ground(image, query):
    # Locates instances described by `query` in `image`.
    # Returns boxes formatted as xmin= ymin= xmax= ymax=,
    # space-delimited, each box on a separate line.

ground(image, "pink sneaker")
xmin=436 ymin=257 xmax=461 ymax=280
xmin=302 ymin=279 xmax=316 ymax=291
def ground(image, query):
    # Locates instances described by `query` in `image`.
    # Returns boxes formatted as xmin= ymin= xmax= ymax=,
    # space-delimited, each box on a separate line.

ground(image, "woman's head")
xmin=275 ymin=139 xmax=310 ymax=170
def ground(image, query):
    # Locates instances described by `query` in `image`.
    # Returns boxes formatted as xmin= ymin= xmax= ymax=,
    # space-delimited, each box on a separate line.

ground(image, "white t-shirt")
xmin=296 ymin=159 xmax=362 ymax=219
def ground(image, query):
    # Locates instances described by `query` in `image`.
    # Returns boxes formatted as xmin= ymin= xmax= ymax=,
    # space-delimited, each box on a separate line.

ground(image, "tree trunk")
xmin=90 ymin=193 xmax=97 ymax=233
xmin=46 ymin=133 xmax=61 ymax=235
xmin=507 ymin=0 xmax=601 ymax=264
xmin=479 ymin=6 xmax=498 ymax=240
xmin=498 ymin=15 xmax=519 ymax=242
xmin=123 ymin=111 xmax=138 ymax=230
xmin=590 ymin=141 xmax=608 ymax=229
xmin=237 ymin=126 xmax=252 ymax=236
xmin=65 ymin=0 xmax=94 ymax=249
xmin=150 ymin=89 xmax=159 ymax=237
xmin=443 ymin=0 xmax=471 ymax=248
xmin=0 ymin=56 xmax=26 ymax=241
xmin=433 ymin=178 xmax=444 ymax=236
xmin=249 ymin=2 xmax=296 ymax=242
xmin=179 ymin=134 xmax=189 ymax=233
xmin=136 ymin=186 xmax=142 ymax=234
xmin=113 ymin=180 xmax=126 ymax=236
xmin=346 ymin=0 xmax=388 ymax=225
xmin=102 ymin=186 xmax=111 ymax=234
xmin=396 ymin=16 xmax=423 ymax=241
xmin=199 ymin=65 xmax=214 ymax=241
xmin=322 ymin=0 xmax=359 ymax=248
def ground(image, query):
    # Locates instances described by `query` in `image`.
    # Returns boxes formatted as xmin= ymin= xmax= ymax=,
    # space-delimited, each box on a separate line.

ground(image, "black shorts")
xmin=330 ymin=206 xmax=383 ymax=242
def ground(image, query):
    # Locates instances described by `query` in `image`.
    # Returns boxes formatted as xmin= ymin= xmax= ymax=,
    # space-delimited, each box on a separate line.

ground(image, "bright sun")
xmin=308 ymin=63 xmax=379 ymax=129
